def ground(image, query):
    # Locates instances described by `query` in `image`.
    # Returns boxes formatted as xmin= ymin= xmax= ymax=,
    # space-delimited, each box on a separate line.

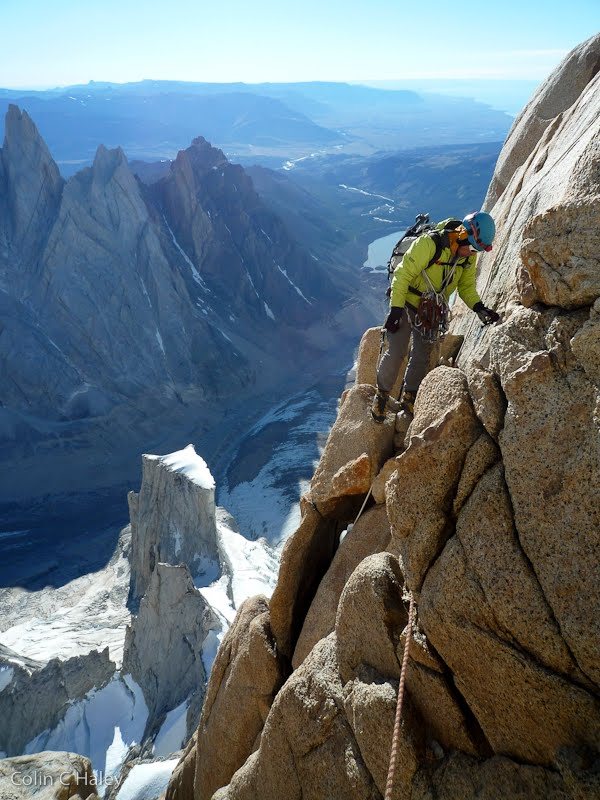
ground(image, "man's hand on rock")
xmin=473 ymin=302 xmax=500 ymax=325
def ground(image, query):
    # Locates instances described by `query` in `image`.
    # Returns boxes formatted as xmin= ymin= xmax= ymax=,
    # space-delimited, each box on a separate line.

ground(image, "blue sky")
xmin=1 ymin=0 xmax=598 ymax=87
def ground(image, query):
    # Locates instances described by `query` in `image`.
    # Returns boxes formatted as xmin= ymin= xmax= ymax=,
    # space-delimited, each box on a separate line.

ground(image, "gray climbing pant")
xmin=376 ymin=306 xmax=434 ymax=395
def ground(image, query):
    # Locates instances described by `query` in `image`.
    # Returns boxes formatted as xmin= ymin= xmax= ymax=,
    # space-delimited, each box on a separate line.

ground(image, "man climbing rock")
xmin=371 ymin=211 xmax=499 ymax=426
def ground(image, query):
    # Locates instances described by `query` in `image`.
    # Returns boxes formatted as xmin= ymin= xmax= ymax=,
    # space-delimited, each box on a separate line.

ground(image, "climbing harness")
xmin=385 ymin=592 xmax=415 ymax=800
xmin=413 ymin=262 xmax=456 ymax=342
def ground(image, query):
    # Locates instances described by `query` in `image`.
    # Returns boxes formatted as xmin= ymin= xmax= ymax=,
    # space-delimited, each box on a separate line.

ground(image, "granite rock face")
xmin=0 ymin=752 xmax=98 ymax=800
xmin=123 ymin=563 xmax=218 ymax=739
xmin=128 ymin=445 xmax=219 ymax=604
xmin=166 ymin=36 xmax=600 ymax=800
xmin=193 ymin=596 xmax=284 ymax=800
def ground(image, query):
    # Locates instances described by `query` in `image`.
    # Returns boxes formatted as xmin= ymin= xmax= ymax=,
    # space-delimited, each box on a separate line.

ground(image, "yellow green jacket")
xmin=390 ymin=230 xmax=481 ymax=310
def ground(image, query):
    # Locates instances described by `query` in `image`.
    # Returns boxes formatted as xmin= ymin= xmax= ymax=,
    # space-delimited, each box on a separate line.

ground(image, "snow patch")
xmin=163 ymin=216 xmax=209 ymax=291
xmin=116 ymin=758 xmax=180 ymax=800
xmin=246 ymin=271 xmax=260 ymax=299
xmin=338 ymin=184 xmax=394 ymax=201
xmin=147 ymin=445 xmax=215 ymax=490
xmin=0 ymin=546 xmax=130 ymax=666
xmin=140 ymin=279 xmax=152 ymax=308
xmin=153 ymin=701 xmax=188 ymax=757
xmin=276 ymin=265 xmax=311 ymax=304
xmin=170 ymin=523 xmax=183 ymax=557
xmin=0 ymin=666 xmax=14 ymax=693
xmin=25 ymin=674 xmax=149 ymax=796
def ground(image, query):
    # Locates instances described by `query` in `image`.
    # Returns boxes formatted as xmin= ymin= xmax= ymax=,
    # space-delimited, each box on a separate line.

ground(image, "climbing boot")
xmin=371 ymin=389 xmax=389 ymax=423
xmin=394 ymin=390 xmax=416 ymax=450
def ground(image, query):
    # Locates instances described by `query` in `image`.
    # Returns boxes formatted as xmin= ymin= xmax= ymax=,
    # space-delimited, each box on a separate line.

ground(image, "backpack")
xmin=386 ymin=215 xmax=463 ymax=283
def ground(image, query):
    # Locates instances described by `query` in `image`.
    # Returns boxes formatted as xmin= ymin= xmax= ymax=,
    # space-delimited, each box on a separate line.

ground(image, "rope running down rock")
xmin=384 ymin=592 xmax=415 ymax=800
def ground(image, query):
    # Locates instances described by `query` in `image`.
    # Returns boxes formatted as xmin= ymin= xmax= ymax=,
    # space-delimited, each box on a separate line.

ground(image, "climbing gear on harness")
xmin=384 ymin=306 xmax=404 ymax=333
xmin=462 ymin=211 xmax=495 ymax=252
xmin=473 ymin=301 xmax=500 ymax=325
xmin=384 ymin=592 xmax=416 ymax=800
xmin=371 ymin=389 xmax=389 ymax=423
xmin=413 ymin=262 xmax=456 ymax=342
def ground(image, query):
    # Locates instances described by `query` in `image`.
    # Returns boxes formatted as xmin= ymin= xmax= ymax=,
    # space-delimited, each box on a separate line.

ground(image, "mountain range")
xmin=0 ymin=81 xmax=513 ymax=173
xmin=0 ymin=105 xmax=378 ymax=516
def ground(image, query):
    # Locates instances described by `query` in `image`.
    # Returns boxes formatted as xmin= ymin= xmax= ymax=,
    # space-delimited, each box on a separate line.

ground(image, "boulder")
xmin=463 ymin=361 xmax=507 ymax=440
xmin=128 ymin=445 xmax=219 ymax=604
xmin=489 ymin=308 xmax=600 ymax=686
xmin=386 ymin=367 xmax=481 ymax=591
xmin=343 ymin=672 xmax=424 ymax=800
xmin=371 ymin=456 xmax=400 ymax=504
xmin=571 ymin=298 xmax=600 ymax=382
xmin=192 ymin=596 xmax=284 ymax=800
xmin=520 ymin=200 xmax=600 ymax=308
xmin=452 ymin=432 xmax=500 ymax=516
xmin=355 ymin=326 xmax=404 ymax=398
xmin=419 ymin=532 xmax=600 ymax=765
xmin=412 ymin=751 xmax=571 ymax=800
xmin=336 ymin=553 xmax=406 ymax=685
xmin=215 ymin=636 xmax=381 ymax=800
xmin=0 ymin=752 xmax=97 ymax=800
xmin=269 ymin=497 xmax=340 ymax=660
xmin=292 ymin=505 xmax=391 ymax=668
xmin=310 ymin=384 xmax=395 ymax=517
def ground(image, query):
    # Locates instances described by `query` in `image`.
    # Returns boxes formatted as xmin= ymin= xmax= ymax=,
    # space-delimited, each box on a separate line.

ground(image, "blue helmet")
xmin=462 ymin=211 xmax=496 ymax=252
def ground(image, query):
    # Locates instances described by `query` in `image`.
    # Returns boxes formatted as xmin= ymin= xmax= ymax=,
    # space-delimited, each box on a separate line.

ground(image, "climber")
xmin=371 ymin=211 xmax=500 ymax=425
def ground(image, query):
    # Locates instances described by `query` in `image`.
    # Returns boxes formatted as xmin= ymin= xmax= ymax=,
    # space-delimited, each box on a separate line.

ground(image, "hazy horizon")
xmin=1 ymin=0 xmax=597 ymax=88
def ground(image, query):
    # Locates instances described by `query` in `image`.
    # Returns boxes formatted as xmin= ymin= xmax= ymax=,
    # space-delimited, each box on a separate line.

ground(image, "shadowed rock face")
xmin=0 ymin=106 xmax=367 ymax=505
xmin=165 ymin=34 xmax=600 ymax=800
xmin=0 ymin=645 xmax=115 ymax=756
xmin=123 ymin=563 xmax=217 ymax=740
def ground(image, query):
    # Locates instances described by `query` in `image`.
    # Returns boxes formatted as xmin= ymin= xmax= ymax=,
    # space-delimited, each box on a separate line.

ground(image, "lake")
xmin=363 ymin=229 xmax=405 ymax=272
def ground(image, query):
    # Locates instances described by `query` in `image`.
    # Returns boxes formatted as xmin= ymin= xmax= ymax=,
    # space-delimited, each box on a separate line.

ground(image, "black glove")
xmin=384 ymin=306 xmax=404 ymax=333
xmin=473 ymin=302 xmax=500 ymax=325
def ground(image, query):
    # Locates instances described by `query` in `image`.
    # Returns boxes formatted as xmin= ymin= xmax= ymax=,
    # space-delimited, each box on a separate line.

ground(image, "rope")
xmin=352 ymin=483 xmax=373 ymax=527
xmin=384 ymin=592 xmax=415 ymax=800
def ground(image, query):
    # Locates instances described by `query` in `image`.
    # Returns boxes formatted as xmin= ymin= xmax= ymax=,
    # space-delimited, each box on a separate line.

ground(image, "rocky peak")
xmin=90 ymin=143 xmax=131 ymax=185
xmin=486 ymin=32 xmax=600 ymax=206
xmin=0 ymin=104 xmax=63 ymax=264
xmin=128 ymin=445 xmax=220 ymax=604
xmin=182 ymin=136 xmax=229 ymax=175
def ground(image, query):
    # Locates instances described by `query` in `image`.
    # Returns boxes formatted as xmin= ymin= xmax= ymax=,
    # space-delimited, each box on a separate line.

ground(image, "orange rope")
xmin=384 ymin=592 xmax=415 ymax=800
